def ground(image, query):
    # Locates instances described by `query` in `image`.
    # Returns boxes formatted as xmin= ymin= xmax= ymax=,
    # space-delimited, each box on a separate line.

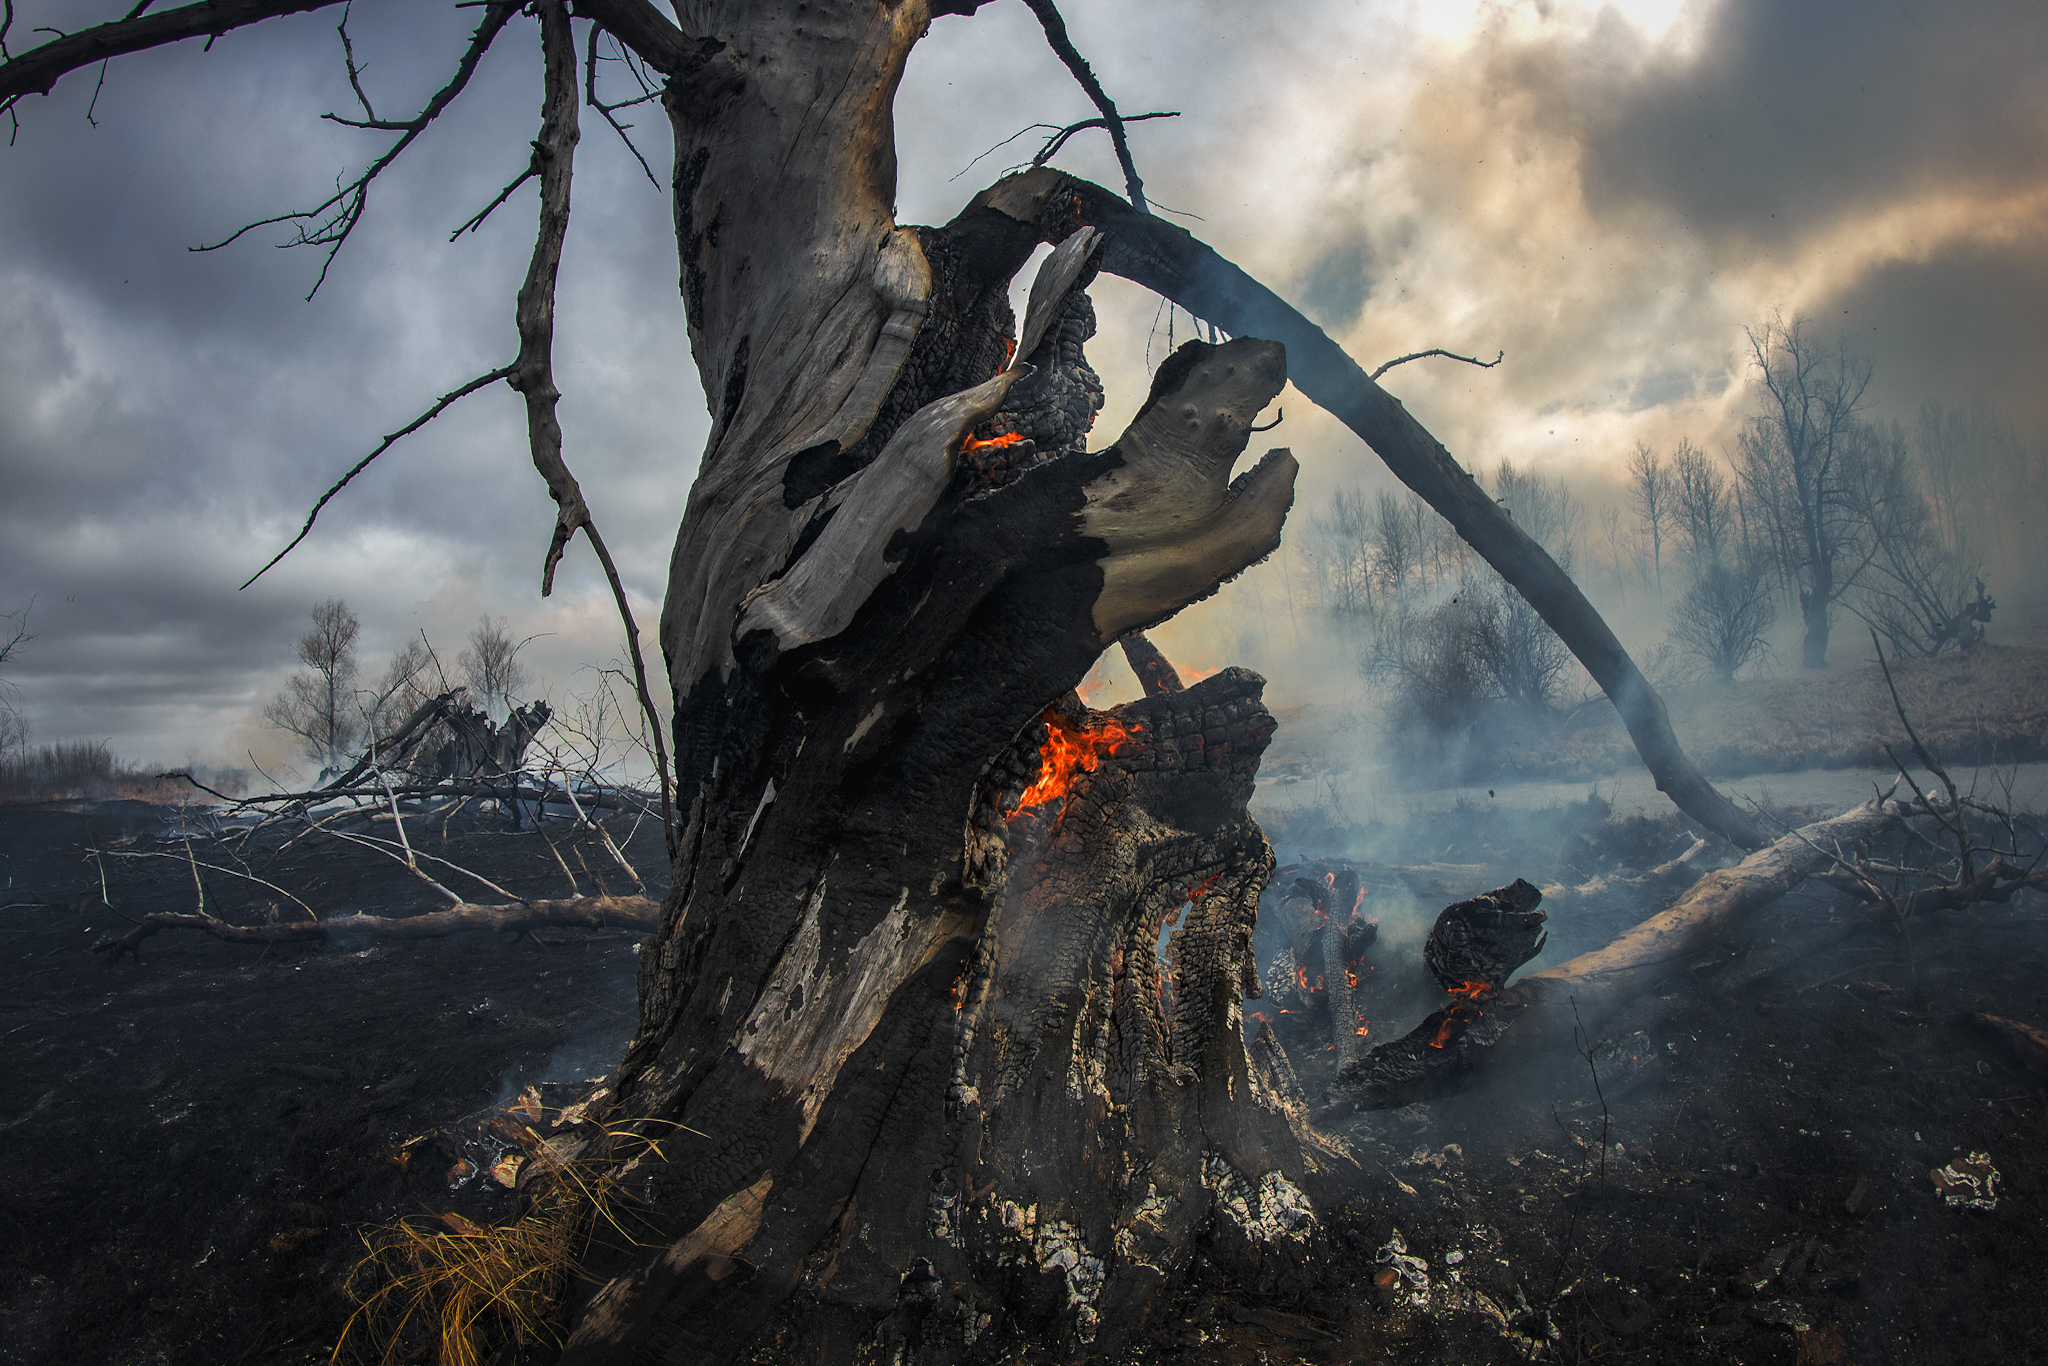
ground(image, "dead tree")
xmin=3 ymin=3 xmax=1774 ymax=1359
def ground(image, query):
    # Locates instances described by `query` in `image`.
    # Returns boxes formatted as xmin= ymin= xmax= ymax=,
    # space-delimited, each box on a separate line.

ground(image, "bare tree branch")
xmin=1019 ymin=0 xmax=1150 ymax=212
xmin=514 ymin=2 xmax=675 ymax=862
xmin=1029 ymin=109 xmax=1176 ymax=168
xmin=584 ymin=21 xmax=659 ymax=187
xmin=1370 ymin=347 xmax=1504 ymax=382
xmin=240 ymin=365 xmax=515 ymax=590
xmin=192 ymin=0 xmax=520 ymax=298
xmin=0 ymin=0 xmax=344 ymax=107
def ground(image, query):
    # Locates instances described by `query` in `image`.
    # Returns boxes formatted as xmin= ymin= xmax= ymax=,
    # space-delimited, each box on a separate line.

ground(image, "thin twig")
xmin=449 ymin=163 xmax=536 ymax=240
xmin=98 ymin=848 xmax=317 ymax=921
xmin=1029 ymin=109 xmax=1177 ymax=168
xmin=192 ymin=0 xmax=520 ymax=297
xmin=241 ymin=367 xmax=514 ymax=588
xmin=583 ymin=21 xmax=658 ymax=187
xmin=1369 ymin=347 xmax=1504 ymax=382
xmin=1020 ymin=0 xmax=1149 ymax=213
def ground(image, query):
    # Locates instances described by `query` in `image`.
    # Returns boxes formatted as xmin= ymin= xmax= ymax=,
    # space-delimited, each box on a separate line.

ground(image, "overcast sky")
xmin=2 ymin=0 xmax=2043 ymax=773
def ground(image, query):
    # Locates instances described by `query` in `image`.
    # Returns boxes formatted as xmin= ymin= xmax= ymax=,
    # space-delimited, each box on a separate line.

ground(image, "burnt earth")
xmin=3 ymin=798 xmax=2046 ymax=1364
xmin=0 ymin=800 xmax=657 ymax=1366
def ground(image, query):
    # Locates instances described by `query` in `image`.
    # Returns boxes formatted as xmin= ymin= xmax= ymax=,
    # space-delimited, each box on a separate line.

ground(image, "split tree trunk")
xmin=566 ymin=8 xmax=1323 ymax=1358
xmin=562 ymin=2 xmax=1755 ymax=1359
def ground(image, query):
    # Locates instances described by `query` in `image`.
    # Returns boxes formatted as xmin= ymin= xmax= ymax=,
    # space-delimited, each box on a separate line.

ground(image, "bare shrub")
xmin=1669 ymin=555 xmax=1776 ymax=684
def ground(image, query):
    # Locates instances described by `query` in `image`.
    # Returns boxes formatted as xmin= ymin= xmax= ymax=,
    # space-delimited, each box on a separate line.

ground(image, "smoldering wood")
xmin=1118 ymin=630 xmax=1184 ymax=695
xmin=1422 ymin=878 xmax=1547 ymax=990
xmin=1325 ymin=880 xmax=1547 ymax=1110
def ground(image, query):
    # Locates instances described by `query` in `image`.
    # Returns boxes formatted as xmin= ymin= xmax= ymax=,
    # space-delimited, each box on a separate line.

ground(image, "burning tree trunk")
xmin=0 ymin=3 xmax=1769 ymax=1359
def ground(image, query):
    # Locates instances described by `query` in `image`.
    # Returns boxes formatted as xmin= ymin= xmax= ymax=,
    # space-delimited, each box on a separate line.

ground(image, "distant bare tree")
xmin=263 ymin=599 xmax=362 ymax=777
xmin=1370 ymin=487 xmax=1418 ymax=600
xmin=1845 ymin=421 xmax=1993 ymax=657
xmin=457 ymin=616 xmax=532 ymax=721
xmin=1732 ymin=315 xmax=1875 ymax=668
xmin=1626 ymin=441 xmax=1670 ymax=598
xmin=1494 ymin=458 xmax=1583 ymax=571
xmin=1669 ymin=553 xmax=1776 ymax=683
xmin=1669 ymin=439 xmax=1732 ymax=568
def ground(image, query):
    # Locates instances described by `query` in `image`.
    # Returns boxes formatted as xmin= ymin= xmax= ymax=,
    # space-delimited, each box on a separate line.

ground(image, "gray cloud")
xmin=2 ymin=0 xmax=2043 ymax=760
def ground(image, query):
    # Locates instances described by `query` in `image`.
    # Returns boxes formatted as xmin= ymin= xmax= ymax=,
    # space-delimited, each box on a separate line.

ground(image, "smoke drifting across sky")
xmin=0 ymin=0 xmax=2041 ymax=767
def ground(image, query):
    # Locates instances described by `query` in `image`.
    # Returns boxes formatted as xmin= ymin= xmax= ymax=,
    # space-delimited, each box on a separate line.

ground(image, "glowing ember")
xmin=962 ymin=430 xmax=1027 ymax=458
xmin=1427 ymin=982 xmax=1496 ymax=1049
xmin=1008 ymin=707 xmax=1136 ymax=817
xmin=1428 ymin=1010 xmax=1467 ymax=1050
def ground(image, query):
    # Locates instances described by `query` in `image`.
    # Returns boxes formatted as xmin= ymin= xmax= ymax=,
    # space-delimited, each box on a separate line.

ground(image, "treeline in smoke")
xmin=1286 ymin=316 xmax=2045 ymax=768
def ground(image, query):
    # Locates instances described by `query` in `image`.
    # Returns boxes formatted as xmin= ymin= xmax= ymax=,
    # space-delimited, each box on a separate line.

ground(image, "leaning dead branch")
xmin=511 ymin=1 xmax=673 ymax=858
xmin=972 ymin=167 xmax=1768 ymax=849
xmin=92 ymin=892 xmax=659 ymax=963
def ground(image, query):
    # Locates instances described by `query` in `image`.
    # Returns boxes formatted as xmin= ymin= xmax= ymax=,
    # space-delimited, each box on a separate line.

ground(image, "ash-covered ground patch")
xmin=0 ymin=800 xmax=655 ymax=1366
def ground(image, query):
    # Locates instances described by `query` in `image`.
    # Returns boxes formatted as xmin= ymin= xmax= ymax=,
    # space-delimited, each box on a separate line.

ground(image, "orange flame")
xmin=1354 ymin=1024 xmax=1370 ymax=1036
xmin=1428 ymin=1010 xmax=1466 ymax=1050
xmin=1296 ymin=965 xmax=1310 ymax=991
xmin=962 ymin=430 xmax=1027 ymax=458
xmin=1427 ymin=982 xmax=1494 ymax=1049
xmin=1008 ymin=708 xmax=1135 ymax=816
xmin=1345 ymin=969 xmax=1359 ymax=990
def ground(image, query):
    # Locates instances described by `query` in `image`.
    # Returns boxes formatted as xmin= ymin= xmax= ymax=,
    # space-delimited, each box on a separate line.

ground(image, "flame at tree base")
xmin=1007 ymin=707 xmax=1138 ymax=818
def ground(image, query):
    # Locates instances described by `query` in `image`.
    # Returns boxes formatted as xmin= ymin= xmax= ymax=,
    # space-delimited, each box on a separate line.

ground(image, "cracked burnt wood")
xmin=561 ymin=2 xmax=1315 ymax=1345
xmin=568 ymin=322 xmax=1317 ymax=1357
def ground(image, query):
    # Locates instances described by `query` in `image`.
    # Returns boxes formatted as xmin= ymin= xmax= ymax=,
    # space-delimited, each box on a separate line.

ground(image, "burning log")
xmin=1335 ymin=881 xmax=1548 ymax=1110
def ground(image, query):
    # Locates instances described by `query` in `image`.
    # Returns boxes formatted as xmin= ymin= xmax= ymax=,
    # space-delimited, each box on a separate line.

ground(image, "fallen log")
xmin=92 ymin=893 xmax=660 ymax=962
xmin=1320 ymin=801 xmax=1900 ymax=1113
xmin=1514 ymin=798 xmax=1897 ymax=1029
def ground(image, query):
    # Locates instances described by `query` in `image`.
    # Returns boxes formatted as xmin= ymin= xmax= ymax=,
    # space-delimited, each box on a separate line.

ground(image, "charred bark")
xmin=573 ymin=15 xmax=1315 ymax=1337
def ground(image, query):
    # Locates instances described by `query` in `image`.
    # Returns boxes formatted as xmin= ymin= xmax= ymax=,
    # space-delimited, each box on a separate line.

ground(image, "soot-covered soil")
xmin=0 ymin=800 xmax=655 ymax=1366
xmin=2 ymin=795 xmax=2044 ymax=1365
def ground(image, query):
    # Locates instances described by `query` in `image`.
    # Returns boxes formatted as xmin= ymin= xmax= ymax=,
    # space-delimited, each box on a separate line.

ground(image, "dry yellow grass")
xmin=332 ymin=1116 xmax=666 ymax=1366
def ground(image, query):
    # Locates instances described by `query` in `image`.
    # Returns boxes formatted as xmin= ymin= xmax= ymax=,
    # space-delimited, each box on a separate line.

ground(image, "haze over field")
xmin=2 ymin=0 xmax=2043 ymax=770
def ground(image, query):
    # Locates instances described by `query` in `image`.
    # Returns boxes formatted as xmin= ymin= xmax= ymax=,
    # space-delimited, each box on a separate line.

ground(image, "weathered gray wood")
xmin=1080 ymin=340 xmax=1298 ymax=640
xmin=736 ymin=367 xmax=1020 ymax=652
